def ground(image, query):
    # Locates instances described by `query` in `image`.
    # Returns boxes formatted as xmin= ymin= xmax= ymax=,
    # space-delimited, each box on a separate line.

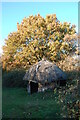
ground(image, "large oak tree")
xmin=2 ymin=14 xmax=77 ymax=71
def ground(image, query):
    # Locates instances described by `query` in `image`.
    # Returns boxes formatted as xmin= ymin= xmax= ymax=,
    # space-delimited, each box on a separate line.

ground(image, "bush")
xmin=2 ymin=69 xmax=27 ymax=88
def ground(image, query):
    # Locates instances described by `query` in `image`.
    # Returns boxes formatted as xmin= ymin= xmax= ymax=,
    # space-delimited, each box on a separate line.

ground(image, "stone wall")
xmin=38 ymin=82 xmax=56 ymax=92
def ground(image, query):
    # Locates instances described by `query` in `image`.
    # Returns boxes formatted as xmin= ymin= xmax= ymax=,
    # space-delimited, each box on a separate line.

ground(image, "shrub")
xmin=2 ymin=69 xmax=27 ymax=88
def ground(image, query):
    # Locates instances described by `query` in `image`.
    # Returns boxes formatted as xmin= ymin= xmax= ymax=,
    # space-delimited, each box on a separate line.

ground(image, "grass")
xmin=2 ymin=70 xmax=80 ymax=119
xmin=2 ymin=87 xmax=62 ymax=119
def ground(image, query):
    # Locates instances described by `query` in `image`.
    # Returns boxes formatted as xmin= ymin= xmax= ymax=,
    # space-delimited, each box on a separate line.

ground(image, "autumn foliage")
xmin=2 ymin=14 xmax=77 ymax=71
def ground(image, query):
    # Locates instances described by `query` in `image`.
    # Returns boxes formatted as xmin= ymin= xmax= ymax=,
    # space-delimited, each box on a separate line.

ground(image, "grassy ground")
xmin=2 ymin=70 xmax=80 ymax=119
xmin=2 ymin=88 xmax=62 ymax=119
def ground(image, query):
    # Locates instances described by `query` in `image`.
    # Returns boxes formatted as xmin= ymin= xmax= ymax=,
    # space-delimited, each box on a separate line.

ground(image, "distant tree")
xmin=2 ymin=14 xmax=77 ymax=71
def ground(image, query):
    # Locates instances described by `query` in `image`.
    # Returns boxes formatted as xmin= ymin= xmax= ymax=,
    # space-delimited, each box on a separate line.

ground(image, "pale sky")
xmin=0 ymin=2 xmax=78 ymax=54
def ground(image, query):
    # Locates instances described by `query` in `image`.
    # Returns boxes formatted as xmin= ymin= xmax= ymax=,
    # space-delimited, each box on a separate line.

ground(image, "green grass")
xmin=2 ymin=88 xmax=61 ymax=119
xmin=2 ymin=70 xmax=80 ymax=119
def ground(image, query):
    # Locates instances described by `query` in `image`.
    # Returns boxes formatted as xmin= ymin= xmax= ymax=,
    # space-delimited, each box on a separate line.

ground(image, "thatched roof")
xmin=23 ymin=59 xmax=67 ymax=84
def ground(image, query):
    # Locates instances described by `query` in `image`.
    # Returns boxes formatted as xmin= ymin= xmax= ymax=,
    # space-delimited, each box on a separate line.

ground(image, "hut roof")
xmin=23 ymin=59 xmax=67 ymax=84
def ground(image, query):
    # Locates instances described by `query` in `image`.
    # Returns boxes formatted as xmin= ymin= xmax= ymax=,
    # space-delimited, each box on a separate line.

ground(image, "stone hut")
xmin=23 ymin=59 xmax=67 ymax=94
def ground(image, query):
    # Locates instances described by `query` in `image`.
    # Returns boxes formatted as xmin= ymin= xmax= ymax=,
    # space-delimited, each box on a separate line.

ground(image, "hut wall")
xmin=27 ymin=83 xmax=30 ymax=93
xmin=27 ymin=80 xmax=66 ymax=94
xmin=38 ymin=82 xmax=56 ymax=92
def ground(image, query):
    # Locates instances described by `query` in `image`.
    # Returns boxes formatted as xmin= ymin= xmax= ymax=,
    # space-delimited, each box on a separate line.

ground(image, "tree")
xmin=2 ymin=14 xmax=77 ymax=71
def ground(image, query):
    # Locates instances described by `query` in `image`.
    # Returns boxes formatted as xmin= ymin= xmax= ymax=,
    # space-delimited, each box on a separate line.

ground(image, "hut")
xmin=23 ymin=59 xmax=67 ymax=94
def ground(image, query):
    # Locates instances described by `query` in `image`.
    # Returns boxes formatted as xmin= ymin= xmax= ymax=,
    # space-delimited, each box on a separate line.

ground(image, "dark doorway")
xmin=60 ymin=80 xmax=66 ymax=86
xmin=30 ymin=81 xmax=38 ymax=94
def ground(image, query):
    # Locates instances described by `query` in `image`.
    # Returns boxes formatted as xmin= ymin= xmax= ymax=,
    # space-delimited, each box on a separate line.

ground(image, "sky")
xmin=0 ymin=2 xmax=78 ymax=53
